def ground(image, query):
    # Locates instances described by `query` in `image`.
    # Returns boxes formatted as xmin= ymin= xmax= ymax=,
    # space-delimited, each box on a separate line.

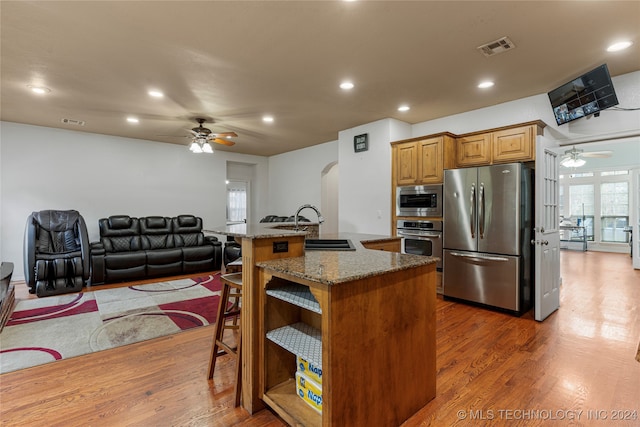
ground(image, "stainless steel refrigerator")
xmin=443 ymin=162 xmax=533 ymax=314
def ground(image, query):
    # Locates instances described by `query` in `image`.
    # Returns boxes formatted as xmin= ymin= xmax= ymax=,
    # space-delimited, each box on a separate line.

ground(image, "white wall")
xmin=267 ymin=141 xmax=339 ymax=220
xmin=0 ymin=122 xmax=268 ymax=280
xmin=338 ymin=118 xmax=411 ymax=234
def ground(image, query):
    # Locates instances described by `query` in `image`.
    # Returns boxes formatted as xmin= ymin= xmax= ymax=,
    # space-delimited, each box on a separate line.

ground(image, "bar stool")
xmin=226 ymin=257 xmax=243 ymax=274
xmin=208 ymin=272 xmax=243 ymax=407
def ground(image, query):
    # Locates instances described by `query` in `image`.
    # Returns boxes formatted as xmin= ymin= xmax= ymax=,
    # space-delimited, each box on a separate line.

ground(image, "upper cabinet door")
xmin=456 ymin=134 xmax=491 ymax=167
xmin=396 ymin=142 xmax=418 ymax=185
xmin=418 ymin=137 xmax=444 ymax=184
xmin=492 ymin=125 xmax=534 ymax=163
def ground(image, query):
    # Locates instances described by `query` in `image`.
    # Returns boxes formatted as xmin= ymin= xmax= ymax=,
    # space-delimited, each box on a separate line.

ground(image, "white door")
xmin=534 ymin=135 xmax=561 ymax=321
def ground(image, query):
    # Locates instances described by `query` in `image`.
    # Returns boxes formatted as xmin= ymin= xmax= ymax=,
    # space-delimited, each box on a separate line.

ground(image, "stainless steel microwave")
xmin=396 ymin=184 xmax=443 ymax=217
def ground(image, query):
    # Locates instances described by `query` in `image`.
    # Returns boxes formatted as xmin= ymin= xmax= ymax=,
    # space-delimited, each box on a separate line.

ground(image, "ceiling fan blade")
xmin=212 ymin=138 xmax=235 ymax=146
xmin=581 ymin=150 xmax=613 ymax=158
xmin=213 ymin=131 xmax=238 ymax=138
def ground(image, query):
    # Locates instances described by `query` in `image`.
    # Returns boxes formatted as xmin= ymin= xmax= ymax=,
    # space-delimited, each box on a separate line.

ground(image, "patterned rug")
xmin=0 ymin=274 xmax=222 ymax=373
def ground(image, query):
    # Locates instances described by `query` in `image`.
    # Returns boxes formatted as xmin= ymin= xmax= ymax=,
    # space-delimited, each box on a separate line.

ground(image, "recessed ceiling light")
xmin=263 ymin=115 xmax=274 ymax=123
xmin=398 ymin=105 xmax=410 ymax=112
xmin=607 ymin=41 xmax=632 ymax=52
xmin=340 ymin=81 xmax=354 ymax=90
xmin=127 ymin=117 xmax=139 ymax=124
xmin=27 ymin=85 xmax=51 ymax=94
xmin=478 ymin=81 xmax=495 ymax=89
xmin=148 ymin=90 xmax=164 ymax=98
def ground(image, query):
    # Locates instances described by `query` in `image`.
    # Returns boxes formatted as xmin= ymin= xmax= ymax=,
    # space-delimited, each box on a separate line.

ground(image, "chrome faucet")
xmin=294 ymin=204 xmax=324 ymax=231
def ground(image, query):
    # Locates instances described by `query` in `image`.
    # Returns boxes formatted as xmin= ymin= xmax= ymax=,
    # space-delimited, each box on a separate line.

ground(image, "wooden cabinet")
xmin=456 ymin=133 xmax=491 ymax=167
xmin=392 ymin=134 xmax=455 ymax=186
xmin=396 ymin=142 xmax=419 ymax=185
xmin=361 ymin=239 xmax=401 ymax=252
xmin=417 ymin=137 xmax=444 ymax=183
xmin=492 ymin=125 xmax=534 ymax=163
xmin=259 ymin=263 xmax=436 ymax=426
xmin=455 ymin=122 xmax=544 ymax=167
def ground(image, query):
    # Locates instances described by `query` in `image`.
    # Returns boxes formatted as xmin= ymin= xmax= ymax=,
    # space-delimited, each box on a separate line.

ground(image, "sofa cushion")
xmin=142 ymin=234 xmax=174 ymax=250
xmin=172 ymin=215 xmax=202 ymax=233
xmin=108 ymin=215 xmax=135 ymax=230
xmin=146 ymin=248 xmax=182 ymax=264
xmin=174 ymin=233 xmax=204 ymax=247
xmin=146 ymin=248 xmax=183 ymax=277
xmin=104 ymin=251 xmax=146 ymax=270
xmin=100 ymin=216 xmax=140 ymax=237
xmin=182 ymin=245 xmax=214 ymax=261
xmin=103 ymin=235 xmax=142 ymax=252
xmin=177 ymin=215 xmax=198 ymax=227
xmin=140 ymin=216 xmax=172 ymax=234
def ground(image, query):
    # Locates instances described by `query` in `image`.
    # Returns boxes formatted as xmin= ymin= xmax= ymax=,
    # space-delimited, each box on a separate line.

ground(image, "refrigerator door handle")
xmin=450 ymin=251 xmax=510 ymax=262
xmin=470 ymin=184 xmax=476 ymax=238
xmin=479 ymin=183 xmax=485 ymax=239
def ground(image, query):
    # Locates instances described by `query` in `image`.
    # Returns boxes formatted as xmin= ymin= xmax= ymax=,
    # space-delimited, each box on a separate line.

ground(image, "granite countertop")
xmin=256 ymin=250 xmax=436 ymax=286
xmin=204 ymin=223 xmax=308 ymax=239
xmin=206 ymin=224 xmax=436 ymax=285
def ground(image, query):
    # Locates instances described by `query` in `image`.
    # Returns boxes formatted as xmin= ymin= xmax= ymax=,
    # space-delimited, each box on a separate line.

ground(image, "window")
xmin=601 ymin=170 xmax=629 ymax=176
xmin=558 ymin=168 xmax=631 ymax=246
xmin=600 ymin=182 xmax=629 ymax=242
xmin=226 ymin=182 xmax=247 ymax=224
xmin=569 ymin=184 xmax=594 ymax=239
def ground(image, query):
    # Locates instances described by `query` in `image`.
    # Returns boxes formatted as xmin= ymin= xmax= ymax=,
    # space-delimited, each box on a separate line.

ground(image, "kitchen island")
xmin=205 ymin=225 xmax=437 ymax=426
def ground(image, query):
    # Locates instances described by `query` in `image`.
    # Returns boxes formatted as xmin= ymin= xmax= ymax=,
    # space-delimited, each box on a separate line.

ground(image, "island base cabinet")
xmin=259 ymin=264 xmax=437 ymax=426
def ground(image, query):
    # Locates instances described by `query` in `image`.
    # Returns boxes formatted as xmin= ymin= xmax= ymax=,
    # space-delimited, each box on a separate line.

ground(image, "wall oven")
xmin=396 ymin=184 xmax=443 ymax=217
xmin=397 ymin=220 xmax=443 ymax=271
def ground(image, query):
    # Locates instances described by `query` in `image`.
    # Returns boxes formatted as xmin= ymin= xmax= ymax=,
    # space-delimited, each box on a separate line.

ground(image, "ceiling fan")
xmin=188 ymin=118 xmax=237 ymax=153
xmin=560 ymin=145 xmax=613 ymax=168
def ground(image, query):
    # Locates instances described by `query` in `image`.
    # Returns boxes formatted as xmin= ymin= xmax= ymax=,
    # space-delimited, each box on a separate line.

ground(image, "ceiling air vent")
xmin=61 ymin=118 xmax=85 ymax=126
xmin=477 ymin=36 xmax=516 ymax=57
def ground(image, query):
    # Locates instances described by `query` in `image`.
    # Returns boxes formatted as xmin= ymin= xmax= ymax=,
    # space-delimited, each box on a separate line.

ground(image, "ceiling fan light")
xmin=189 ymin=141 xmax=203 ymax=153
xmin=560 ymin=157 xmax=586 ymax=168
xmin=202 ymin=142 xmax=214 ymax=153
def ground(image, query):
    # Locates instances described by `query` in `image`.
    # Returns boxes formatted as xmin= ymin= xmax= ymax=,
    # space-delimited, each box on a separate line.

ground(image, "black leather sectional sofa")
xmin=90 ymin=214 xmax=221 ymax=285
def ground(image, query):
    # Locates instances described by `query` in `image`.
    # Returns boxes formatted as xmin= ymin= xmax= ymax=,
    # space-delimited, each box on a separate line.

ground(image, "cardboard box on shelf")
xmin=296 ymin=355 xmax=322 ymax=385
xmin=295 ymin=371 xmax=322 ymax=414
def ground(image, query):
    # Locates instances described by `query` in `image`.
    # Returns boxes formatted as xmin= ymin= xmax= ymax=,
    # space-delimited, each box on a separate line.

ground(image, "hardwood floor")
xmin=1 ymin=252 xmax=638 ymax=426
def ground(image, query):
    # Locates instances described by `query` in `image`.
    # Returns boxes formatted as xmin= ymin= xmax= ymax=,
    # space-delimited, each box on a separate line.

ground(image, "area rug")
xmin=0 ymin=274 xmax=222 ymax=374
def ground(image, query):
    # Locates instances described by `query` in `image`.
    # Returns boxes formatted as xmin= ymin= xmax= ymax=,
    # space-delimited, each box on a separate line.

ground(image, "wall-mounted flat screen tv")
xmin=548 ymin=64 xmax=618 ymax=126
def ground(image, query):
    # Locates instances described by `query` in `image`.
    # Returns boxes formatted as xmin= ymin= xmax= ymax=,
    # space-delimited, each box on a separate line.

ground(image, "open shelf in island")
xmin=263 ymin=379 xmax=321 ymax=427
xmin=266 ymin=322 xmax=322 ymax=368
xmin=266 ymin=283 xmax=322 ymax=314
xmin=259 ymin=261 xmax=437 ymax=426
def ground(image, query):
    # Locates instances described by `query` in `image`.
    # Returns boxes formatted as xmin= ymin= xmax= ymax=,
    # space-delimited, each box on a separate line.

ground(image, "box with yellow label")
xmin=295 ymin=371 xmax=322 ymax=414
xmin=296 ymin=356 xmax=322 ymax=385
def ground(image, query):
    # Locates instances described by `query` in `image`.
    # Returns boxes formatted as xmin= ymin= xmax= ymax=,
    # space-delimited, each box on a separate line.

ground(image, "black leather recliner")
xmin=90 ymin=214 xmax=222 ymax=285
xmin=223 ymin=236 xmax=242 ymax=267
xmin=23 ymin=210 xmax=90 ymax=297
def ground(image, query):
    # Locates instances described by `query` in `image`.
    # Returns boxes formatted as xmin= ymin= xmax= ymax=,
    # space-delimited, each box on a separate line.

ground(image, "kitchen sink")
xmin=304 ymin=239 xmax=356 ymax=251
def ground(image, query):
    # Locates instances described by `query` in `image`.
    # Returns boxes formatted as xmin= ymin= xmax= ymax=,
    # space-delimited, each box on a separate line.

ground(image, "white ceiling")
xmin=2 ymin=1 xmax=639 ymax=156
